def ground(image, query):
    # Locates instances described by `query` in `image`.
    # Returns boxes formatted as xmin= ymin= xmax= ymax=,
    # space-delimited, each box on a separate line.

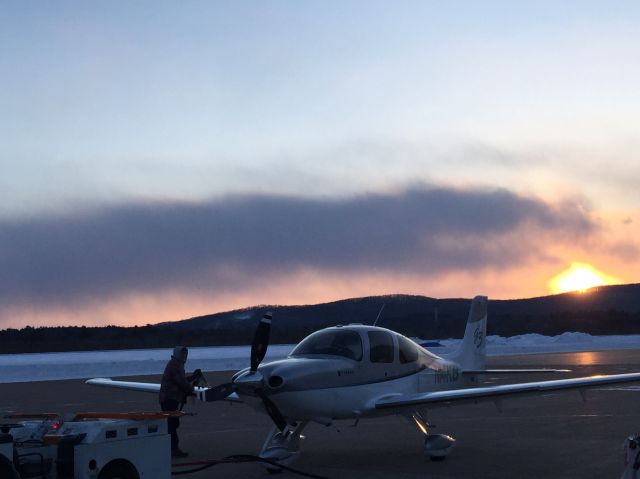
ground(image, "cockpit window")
xmin=368 ymin=331 xmax=394 ymax=363
xmin=290 ymin=330 xmax=363 ymax=361
xmin=398 ymin=335 xmax=419 ymax=363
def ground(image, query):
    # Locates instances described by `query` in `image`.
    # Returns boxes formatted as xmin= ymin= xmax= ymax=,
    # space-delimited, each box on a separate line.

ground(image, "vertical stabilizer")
xmin=446 ymin=295 xmax=488 ymax=370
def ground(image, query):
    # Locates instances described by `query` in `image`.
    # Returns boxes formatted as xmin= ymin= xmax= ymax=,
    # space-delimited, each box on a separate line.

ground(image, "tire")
xmin=98 ymin=460 xmax=139 ymax=479
xmin=0 ymin=457 xmax=20 ymax=479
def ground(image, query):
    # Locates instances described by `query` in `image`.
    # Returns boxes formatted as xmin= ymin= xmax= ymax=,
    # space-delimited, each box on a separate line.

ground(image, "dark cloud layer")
xmin=0 ymin=187 xmax=594 ymax=307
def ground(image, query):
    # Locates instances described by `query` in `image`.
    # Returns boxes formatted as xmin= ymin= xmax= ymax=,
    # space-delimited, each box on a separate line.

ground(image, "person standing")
xmin=160 ymin=346 xmax=193 ymax=458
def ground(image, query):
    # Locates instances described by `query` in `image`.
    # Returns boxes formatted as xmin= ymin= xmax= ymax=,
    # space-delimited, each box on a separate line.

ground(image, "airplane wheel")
xmin=424 ymin=434 xmax=455 ymax=461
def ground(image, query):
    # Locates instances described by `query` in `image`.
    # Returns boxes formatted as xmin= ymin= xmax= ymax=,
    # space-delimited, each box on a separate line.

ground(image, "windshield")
xmin=397 ymin=334 xmax=419 ymax=363
xmin=290 ymin=329 xmax=363 ymax=361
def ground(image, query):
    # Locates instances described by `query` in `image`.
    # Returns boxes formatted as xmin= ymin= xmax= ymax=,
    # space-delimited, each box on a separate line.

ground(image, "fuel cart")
xmin=0 ymin=412 xmax=176 ymax=479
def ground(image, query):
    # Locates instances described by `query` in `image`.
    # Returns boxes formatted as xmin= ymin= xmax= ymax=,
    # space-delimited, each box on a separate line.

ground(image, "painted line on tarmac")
xmin=184 ymin=427 xmax=266 ymax=436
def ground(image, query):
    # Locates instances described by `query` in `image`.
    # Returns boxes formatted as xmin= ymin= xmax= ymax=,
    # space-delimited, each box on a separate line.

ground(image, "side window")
xmin=368 ymin=331 xmax=394 ymax=363
xmin=398 ymin=335 xmax=419 ymax=364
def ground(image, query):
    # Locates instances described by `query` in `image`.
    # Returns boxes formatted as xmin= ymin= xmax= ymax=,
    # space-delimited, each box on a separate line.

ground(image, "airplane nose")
xmin=232 ymin=369 xmax=263 ymax=387
xmin=267 ymin=375 xmax=284 ymax=389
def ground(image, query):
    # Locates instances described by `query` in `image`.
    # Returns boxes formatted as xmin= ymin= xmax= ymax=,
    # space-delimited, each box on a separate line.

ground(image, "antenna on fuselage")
xmin=373 ymin=303 xmax=386 ymax=327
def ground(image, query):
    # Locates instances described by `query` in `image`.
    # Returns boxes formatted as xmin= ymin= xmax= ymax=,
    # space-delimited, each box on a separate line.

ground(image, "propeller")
xmin=202 ymin=312 xmax=288 ymax=432
xmin=203 ymin=382 xmax=236 ymax=402
xmin=256 ymin=389 xmax=288 ymax=431
xmin=251 ymin=312 xmax=272 ymax=372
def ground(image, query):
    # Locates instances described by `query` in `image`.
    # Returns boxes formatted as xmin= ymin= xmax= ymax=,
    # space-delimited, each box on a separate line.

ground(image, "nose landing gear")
xmin=259 ymin=422 xmax=308 ymax=474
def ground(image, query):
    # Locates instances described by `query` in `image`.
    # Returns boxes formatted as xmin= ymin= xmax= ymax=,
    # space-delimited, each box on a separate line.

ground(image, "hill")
xmin=163 ymin=283 xmax=640 ymax=344
xmin=1 ymin=283 xmax=639 ymax=353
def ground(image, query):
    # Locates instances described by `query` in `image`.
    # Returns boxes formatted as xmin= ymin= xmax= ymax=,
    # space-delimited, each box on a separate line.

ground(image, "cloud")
xmin=0 ymin=186 xmax=595 ymax=320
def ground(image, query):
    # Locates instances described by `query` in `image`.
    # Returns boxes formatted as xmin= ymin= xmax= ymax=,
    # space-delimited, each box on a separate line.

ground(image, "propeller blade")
xmin=256 ymin=389 xmax=288 ymax=431
xmin=203 ymin=382 xmax=235 ymax=402
xmin=250 ymin=312 xmax=272 ymax=372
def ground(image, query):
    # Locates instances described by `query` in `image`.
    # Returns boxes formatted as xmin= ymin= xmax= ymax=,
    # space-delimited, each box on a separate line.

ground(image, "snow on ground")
xmin=0 ymin=333 xmax=638 ymax=383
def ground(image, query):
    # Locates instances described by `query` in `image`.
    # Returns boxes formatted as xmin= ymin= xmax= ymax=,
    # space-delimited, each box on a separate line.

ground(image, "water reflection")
xmin=572 ymin=351 xmax=600 ymax=366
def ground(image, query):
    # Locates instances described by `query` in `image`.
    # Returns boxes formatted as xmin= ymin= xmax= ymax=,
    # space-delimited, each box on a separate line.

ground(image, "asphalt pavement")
xmin=1 ymin=349 xmax=639 ymax=478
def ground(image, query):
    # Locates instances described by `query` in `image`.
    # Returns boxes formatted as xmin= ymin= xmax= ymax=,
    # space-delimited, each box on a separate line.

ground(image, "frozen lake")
xmin=1 ymin=332 xmax=639 ymax=383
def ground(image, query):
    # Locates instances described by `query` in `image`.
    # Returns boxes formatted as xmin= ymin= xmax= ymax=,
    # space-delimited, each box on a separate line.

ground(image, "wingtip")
xmin=85 ymin=378 xmax=112 ymax=385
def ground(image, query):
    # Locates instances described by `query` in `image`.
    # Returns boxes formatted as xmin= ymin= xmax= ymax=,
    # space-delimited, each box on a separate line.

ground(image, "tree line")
xmin=1 ymin=308 xmax=639 ymax=354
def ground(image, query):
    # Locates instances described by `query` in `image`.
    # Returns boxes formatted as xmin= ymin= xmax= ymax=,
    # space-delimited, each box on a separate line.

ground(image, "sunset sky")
xmin=1 ymin=1 xmax=639 ymax=329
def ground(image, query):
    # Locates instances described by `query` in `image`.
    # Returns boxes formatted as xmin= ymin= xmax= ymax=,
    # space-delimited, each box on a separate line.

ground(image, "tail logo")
xmin=473 ymin=326 xmax=484 ymax=349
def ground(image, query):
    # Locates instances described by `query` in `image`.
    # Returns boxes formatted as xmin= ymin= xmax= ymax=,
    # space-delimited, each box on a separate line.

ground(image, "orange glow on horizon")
xmin=548 ymin=262 xmax=621 ymax=294
xmin=1 ymin=259 xmax=633 ymax=329
xmin=0 ymin=267 xmax=553 ymax=329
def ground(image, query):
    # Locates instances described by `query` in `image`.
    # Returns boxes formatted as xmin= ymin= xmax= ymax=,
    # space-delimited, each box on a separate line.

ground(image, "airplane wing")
xmin=87 ymin=378 xmax=161 ymax=393
xmin=375 ymin=372 xmax=640 ymax=411
xmin=85 ymin=378 xmax=241 ymax=402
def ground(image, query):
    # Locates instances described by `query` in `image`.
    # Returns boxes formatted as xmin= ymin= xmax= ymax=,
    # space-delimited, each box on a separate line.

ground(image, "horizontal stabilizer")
xmin=463 ymin=369 xmax=571 ymax=374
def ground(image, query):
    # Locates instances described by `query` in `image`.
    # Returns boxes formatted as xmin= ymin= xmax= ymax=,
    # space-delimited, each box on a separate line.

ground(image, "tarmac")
xmin=2 ymin=349 xmax=640 ymax=478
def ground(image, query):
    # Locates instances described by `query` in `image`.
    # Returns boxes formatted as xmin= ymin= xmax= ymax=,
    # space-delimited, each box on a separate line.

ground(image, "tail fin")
xmin=446 ymin=295 xmax=488 ymax=370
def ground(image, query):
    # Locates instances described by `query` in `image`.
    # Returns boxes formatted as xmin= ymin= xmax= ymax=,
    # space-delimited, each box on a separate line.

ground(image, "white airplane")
xmin=88 ymin=296 xmax=640 ymax=469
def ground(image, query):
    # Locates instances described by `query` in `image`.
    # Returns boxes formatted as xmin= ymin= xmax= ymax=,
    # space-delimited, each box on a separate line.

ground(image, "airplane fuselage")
xmin=233 ymin=324 xmax=473 ymax=422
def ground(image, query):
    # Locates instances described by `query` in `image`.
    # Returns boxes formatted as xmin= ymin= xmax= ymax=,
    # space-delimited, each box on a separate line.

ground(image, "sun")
xmin=549 ymin=262 xmax=621 ymax=294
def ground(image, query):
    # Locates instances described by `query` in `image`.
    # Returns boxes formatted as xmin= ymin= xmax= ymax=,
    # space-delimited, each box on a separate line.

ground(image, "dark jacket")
xmin=159 ymin=356 xmax=192 ymax=404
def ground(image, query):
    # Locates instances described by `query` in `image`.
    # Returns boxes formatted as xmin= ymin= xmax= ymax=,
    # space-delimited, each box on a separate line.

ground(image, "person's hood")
xmin=171 ymin=346 xmax=187 ymax=362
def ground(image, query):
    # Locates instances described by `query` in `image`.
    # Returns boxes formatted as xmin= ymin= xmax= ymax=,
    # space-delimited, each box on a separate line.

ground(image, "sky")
xmin=1 ymin=1 xmax=639 ymax=329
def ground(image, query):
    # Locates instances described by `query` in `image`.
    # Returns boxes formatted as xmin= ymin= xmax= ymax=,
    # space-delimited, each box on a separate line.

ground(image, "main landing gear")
xmin=411 ymin=413 xmax=456 ymax=461
xmin=259 ymin=422 xmax=308 ymax=474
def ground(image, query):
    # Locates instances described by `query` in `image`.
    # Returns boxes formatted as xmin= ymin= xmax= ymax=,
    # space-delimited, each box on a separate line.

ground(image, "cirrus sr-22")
xmin=88 ymin=296 xmax=640 ymax=470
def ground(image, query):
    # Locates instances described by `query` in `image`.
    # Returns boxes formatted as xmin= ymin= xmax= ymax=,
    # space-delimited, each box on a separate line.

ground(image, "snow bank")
xmin=434 ymin=333 xmax=639 ymax=355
